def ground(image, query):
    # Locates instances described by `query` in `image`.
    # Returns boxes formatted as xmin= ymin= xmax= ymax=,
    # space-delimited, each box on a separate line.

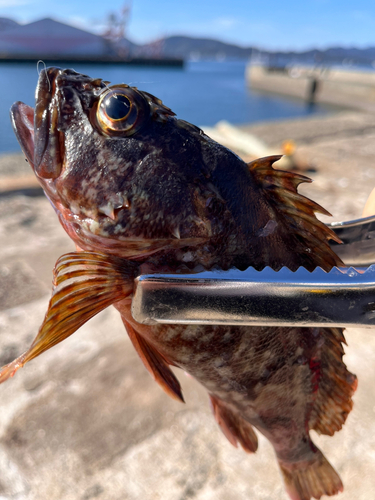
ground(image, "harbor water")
xmin=0 ymin=60 xmax=334 ymax=153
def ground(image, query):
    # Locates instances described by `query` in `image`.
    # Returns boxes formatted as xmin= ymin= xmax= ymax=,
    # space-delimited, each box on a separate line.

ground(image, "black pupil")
xmin=105 ymin=94 xmax=131 ymax=120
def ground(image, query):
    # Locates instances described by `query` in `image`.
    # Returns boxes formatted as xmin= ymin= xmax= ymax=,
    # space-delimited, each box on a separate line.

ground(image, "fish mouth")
xmin=10 ymin=67 xmax=63 ymax=179
xmin=10 ymin=101 xmax=35 ymax=164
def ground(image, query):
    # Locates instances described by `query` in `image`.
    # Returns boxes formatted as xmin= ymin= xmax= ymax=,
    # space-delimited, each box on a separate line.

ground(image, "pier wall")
xmin=247 ymin=65 xmax=375 ymax=111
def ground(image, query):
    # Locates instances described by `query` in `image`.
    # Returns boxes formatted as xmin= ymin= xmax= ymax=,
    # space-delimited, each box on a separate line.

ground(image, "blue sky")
xmin=1 ymin=0 xmax=375 ymax=50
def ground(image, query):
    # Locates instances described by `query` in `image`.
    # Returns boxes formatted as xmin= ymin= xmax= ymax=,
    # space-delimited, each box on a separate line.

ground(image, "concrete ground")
xmin=0 ymin=110 xmax=375 ymax=500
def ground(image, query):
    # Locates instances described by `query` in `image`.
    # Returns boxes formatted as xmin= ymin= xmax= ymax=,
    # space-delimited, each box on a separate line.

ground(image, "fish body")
xmin=4 ymin=67 xmax=357 ymax=500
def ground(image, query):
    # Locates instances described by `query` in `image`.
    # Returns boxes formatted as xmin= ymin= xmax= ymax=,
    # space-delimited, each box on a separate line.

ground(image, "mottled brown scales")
xmin=3 ymin=67 xmax=357 ymax=500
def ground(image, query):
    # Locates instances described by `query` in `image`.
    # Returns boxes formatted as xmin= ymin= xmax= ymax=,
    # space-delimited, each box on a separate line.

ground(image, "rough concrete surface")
xmin=0 ymin=111 xmax=375 ymax=500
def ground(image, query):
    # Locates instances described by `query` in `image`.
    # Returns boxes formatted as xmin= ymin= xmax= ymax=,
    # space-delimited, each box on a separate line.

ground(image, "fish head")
xmin=10 ymin=67 xmax=233 ymax=260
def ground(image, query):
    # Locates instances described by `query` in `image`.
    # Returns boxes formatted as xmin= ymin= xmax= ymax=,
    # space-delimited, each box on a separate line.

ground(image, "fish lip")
xmin=10 ymin=102 xmax=35 ymax=165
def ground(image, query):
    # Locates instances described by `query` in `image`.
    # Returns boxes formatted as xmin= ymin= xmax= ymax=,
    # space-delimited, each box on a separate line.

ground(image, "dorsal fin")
xmin=248 ymin=156 xmax=344 ymax=271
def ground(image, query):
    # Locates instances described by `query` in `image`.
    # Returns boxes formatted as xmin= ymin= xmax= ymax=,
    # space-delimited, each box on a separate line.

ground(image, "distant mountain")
xmin=0 ymin=18 xmax=115 ymax=57
xmin=134 ymin=36 xmax=375 ymax=65
xmin=267 ymin=47 xmax=375 ymax=66
xmin=147 ymin=36 xmax=253 ymax=59
xmin=0 ymin=17 xmax=19 ymax=31
xmin=1 ymin=17 xmax=375 ymax=65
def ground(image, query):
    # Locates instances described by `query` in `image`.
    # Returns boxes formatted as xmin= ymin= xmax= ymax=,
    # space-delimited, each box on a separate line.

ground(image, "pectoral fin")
xmin=0 ymin=251 xmax=137 ymax=383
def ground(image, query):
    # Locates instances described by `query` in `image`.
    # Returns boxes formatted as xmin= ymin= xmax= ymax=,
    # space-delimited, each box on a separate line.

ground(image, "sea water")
xmin=0 ymin=60 xmax=334 ymax=154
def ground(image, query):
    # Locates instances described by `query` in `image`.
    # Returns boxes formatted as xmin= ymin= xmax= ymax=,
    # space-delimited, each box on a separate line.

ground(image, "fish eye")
xmin=96 ymin=88 xmax=150 ymax=136
xmin=105 ymin=94 xmax=131 ymax=120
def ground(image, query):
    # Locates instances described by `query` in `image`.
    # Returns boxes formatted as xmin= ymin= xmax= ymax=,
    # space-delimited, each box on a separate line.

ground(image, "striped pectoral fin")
xmin=0 ymin=252 xmax=137 ymax=384
xmin=209 ymin=394 xmax=258 ymax=453
xmin=123 ymin=320 xmax=184 ymax=403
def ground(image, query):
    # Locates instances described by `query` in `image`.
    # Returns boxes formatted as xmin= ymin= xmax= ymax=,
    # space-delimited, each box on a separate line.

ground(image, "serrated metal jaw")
xmin=132 ymin=265 xmax=375 ymax=328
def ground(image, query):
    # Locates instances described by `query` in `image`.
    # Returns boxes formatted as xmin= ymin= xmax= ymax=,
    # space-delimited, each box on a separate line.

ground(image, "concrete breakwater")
xmin=247 ymin=64 xmax=375 ymax=112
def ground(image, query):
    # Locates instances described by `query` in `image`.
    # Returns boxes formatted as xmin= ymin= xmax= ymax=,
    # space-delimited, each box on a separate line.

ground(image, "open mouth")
xmin=10 ymin=67 xmax=63 ymax=179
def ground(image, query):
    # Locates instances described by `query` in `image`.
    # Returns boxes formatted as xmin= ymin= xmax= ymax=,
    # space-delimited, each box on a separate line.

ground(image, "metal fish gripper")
xmin=132 ymin=215 xmax=375 ymax=328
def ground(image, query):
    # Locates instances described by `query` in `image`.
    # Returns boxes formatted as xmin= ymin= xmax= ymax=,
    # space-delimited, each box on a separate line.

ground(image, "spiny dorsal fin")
xmin=124 ymin=321 xmax=184 ymax=403
xmin=0 ymin=252 xmax=136 ymax=384
xmin=248 ymin=156 xmax=344 ymax=271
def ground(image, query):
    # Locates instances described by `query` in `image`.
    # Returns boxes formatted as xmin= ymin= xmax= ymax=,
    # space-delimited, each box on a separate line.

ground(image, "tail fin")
xmin=278 ymin=448 xmax=343 ymax=500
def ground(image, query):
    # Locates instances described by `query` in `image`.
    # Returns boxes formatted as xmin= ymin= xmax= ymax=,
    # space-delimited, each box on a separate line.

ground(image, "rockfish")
xmin=2 ymin=67 xmax=357 ymax=500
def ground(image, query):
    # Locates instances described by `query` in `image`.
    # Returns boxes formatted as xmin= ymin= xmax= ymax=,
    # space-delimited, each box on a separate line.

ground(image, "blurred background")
xmin=1 ymin=1 xmax=375 ymax=499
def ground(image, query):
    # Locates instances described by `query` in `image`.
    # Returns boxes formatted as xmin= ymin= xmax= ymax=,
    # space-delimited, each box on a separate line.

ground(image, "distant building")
xmin=0 ymin=18 xmax=113 ymax=57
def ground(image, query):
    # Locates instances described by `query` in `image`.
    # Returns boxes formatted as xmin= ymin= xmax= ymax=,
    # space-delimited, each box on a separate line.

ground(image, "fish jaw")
xmin=11 ymin=67 xmax=103 ymax=184
xmin=10 ymin=68 xmax=65 ymax=179
xmin=10 ymin=101 xmax=35 ymax=165
xmin=33 ymin=67 xmax=64 ymax=179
